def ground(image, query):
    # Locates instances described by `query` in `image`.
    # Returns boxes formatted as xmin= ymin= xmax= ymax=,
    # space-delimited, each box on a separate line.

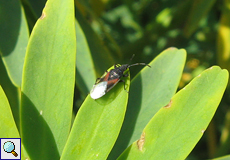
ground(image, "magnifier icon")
xmin=3 ymin=141 xmax=18 ymax=157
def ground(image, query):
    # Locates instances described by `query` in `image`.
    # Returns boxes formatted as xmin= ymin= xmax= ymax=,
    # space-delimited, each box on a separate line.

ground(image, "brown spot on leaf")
xmin=137 ymin=132 xmax=145 ymax=151
xmin=40 ymin=12 xmax=46 ymax=19
xmin=164 ymin=99 xmax=172 ymax=108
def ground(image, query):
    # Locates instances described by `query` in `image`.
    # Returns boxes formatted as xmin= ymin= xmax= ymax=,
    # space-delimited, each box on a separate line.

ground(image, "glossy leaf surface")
xmin=118 ymin=66 xmax=228 ymax=160
xmin=20 ymin=0 xmax=76 ymax=159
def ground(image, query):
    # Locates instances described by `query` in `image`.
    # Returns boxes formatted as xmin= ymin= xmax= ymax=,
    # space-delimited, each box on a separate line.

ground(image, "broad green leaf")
xmin=75 ymin=15 xmax=97 ymax=96
xmin=183 ymin=0 xmax=216 ymax=37
xmin=21 ymin=0 xmax=76 ymax=159
xmin=217 ymin=0 xmax=230 ymax=77
xmin=0 ymin=86 xmax=19 ymax=138
xmin=118 ymin=66 xmax=228 ymax=160
xmin=75 ymin=6 xmax=115 ymax=77
xmin=109 ymin=48 xmax=186 ymax=159
xmin=61 ymin=66 xmax=130 ymax=160
xmin=0 ymin=0 xmax=29 ymax=87
xmin=0 ymin=58 xmax=20 ymax=129
xmin=0 ymin=85 xmax=29 ymax=159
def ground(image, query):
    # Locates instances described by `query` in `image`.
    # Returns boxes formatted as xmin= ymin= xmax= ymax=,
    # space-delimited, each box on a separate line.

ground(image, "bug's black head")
xmin=120 ymin=64 xmax=129 ymax=71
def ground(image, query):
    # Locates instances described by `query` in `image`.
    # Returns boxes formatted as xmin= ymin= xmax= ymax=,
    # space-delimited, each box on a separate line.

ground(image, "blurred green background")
xmin=1 ymin=0 xmax=230 ymax=159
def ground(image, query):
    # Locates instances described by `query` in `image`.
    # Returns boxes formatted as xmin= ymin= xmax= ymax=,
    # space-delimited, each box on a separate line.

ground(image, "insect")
xmin=90 ymin=62 xmax=151 ymax=99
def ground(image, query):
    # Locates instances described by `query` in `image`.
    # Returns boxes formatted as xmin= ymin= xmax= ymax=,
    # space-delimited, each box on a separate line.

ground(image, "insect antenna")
xmin=128 ymin=63 xmax=151 ymax=68
xmin=127 ymin=54 xmax=151 ymax=68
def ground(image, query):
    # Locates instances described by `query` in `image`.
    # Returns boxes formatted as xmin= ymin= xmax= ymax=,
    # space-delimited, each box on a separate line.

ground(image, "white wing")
xmin=90 ymin=81 xmax=108 ymax=99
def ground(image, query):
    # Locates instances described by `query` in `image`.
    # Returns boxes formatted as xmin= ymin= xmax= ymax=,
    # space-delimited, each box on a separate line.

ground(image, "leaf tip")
xmin=137 ymin=132 xmax=145 ymax=151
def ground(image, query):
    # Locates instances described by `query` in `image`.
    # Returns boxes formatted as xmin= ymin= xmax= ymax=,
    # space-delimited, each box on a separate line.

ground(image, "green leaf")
xmin=20 ymin=0 xmax=76 ymax=159
xmin=0 ymin=0 xmax=29 ymax=87
xmin=75 ymin=13 xmax=97 ymax=96
xmin=183 ymin=0 xmax=216 ymax=37
xmin=109 ymin=48 xmax=186 ymax=159
xmin=75 ymin=6 xmax=115 ymax=77
xmin=61 ymin=65 xmax=131 ymax=160
xmin=118 ymin=66 xmax=228 ymax=160
xmin=0 ymin=85 xmax=30 ymax=159
xmin=0 ymin=85 xmax=19 ymax=138
xmin=0 ymin=58 xmax=20 ymax=129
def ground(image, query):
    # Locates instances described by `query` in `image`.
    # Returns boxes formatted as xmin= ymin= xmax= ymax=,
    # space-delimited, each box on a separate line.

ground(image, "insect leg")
xmin=119 ymin=80 xmax=129 ymax=93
